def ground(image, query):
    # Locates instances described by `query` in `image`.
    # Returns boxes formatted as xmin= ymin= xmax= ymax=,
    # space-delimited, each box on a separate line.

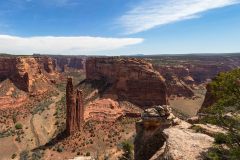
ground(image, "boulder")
xmin=135 ymin=106 xmax=214 ymax=160
xmin=153 ymin=126 xmax=214 ymax=160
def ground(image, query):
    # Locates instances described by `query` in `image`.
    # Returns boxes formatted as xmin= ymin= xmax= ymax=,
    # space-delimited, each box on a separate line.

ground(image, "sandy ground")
xmin=0 ymin=136 xmax=19 ymax=160
xmin=170 ymin=90 xmax=205 ymax=117
xmin=32 ymin=91 xmax=63 ymax=146
xmin=0 ymin=90 xmax=64 ymax=160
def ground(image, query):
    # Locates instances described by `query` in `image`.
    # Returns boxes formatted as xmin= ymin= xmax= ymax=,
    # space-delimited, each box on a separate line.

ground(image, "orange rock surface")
xmin=86 ymin=57 xmax=168 ymax=107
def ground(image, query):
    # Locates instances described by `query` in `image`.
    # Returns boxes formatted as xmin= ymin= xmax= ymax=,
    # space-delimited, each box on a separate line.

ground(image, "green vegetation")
xmin=12 ymin=113 xmax=17 ymax=123
xmin=0 ymin=129 xmax=15 ymax=138
xmin=31 ymin=150 xmax=43 ymax=160
xmin=190 ymin=125 xmax=204 ymax=133
xmin=201 ymin=69 xmax=240 ymax=159
xmin=57 ymin=146 xmax=64 ymax=152
xmin=20 ymin=150 xmax=29 ymax=160
xmin=119 ymin=140 xmax=133 ymax=160
xmin=55 ymin=83 xmax=66 ymax=92
xmin=54 ymin=94 xmax=66 ymax=135
xmin=31 ymin=99 xmax=53 ymax=115
xmin=15 ymin=123 xmax=23 ymax=130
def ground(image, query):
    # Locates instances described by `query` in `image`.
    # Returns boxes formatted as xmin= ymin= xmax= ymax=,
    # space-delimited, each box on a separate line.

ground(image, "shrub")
xmin=57 ymin=146 xmax=64 ymax=152
xmin=119 ymin=141 xmax=133 ymax=160
xmin=202 ymin=69 xmax=240 ymax=159
xmin=15 ymin=123 xmax=23 ymax=130
xmin=12 ymin=114 xmax=17 ymax=123
xmin=20 ymin=151 xmax=29 ymax=160
xmin=214 ymin=133 xmax=228 ymax=144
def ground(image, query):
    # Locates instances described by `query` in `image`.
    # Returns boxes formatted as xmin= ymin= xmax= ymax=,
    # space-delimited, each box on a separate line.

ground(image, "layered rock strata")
xmin=0 ymin=56 xmax=56 ymax=92
xmin=86 ymin=57 xmax=168 ymax=107
xmin=66 ymin=77 xmax=84 ymax=135
xmin=134 ymin=106 xmax=214 ymax=160
xmin=134 ymin=105 xmax=176 ymax=160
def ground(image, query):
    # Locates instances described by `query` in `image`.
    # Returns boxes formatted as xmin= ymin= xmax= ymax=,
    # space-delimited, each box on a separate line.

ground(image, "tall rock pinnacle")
xmin=66 ymin=77 xmax=84 ymax=136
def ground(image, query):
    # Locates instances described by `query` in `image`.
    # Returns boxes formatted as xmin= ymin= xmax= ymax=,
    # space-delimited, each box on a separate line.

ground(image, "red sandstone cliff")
xmin=66 ymin=77 xmax=84 ymax=135
xmin=0 ymin=56 xmax=57 ymax=92
xmin=86 ymin=57 xmax=168 ymax=107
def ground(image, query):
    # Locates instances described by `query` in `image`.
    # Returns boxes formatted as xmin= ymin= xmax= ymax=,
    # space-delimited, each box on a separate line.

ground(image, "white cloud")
xmin=119 ymin=0 xmax=240 ymax=34
xmin=0 ymin=35 xmax=143 ymax=55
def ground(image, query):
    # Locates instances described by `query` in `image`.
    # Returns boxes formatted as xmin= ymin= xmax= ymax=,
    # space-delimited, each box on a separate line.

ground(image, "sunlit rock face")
xmin=134 ymin=105 xmax=214 ymax=160
xmin=134 ymin=105 xmax=176 ymax=160
xmin=86 ymin=57 xmax=168 ymax=108
xmin=0 ymin=56 xmax=57 ymax=92
xmin=66 ymin=77 xmax=84 ymax=136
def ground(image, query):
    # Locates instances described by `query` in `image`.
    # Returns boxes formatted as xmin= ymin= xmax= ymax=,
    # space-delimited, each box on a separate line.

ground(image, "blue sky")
xmin=0 ymin=0 xmax=240 ymax=55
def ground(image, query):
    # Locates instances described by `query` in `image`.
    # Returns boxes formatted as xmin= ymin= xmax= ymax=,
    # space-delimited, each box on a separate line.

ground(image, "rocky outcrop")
xmin=0 ymin=56 xmax=57 ymax=92
xmin=84 ymin=98 xmax=124 ymax=122
xmin=155 ymin=125 xmax=214 ymax=160
xmin=134 ymin=106 xmax=214 ymax=160
xmin=192 ymin=124 xmax=227 ymax=137
xmin=37 ymin=57 xmax=57 ymax=74
xmin=134 ymin=105 xmax=177 ymax=160
xmin=66 ymin=77 xmax=84 ymax=135
xmin=84 ymin=98 xmax=142 ymax=122
xmin=86 ymin=57 xmax=168 ymax=107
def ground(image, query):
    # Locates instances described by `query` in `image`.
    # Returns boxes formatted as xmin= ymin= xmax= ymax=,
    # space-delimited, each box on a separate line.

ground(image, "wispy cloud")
xmin=118 ymin=0 xmax=240 ymax=34
xmin=0 ymin=35 xmax=143 ymax=55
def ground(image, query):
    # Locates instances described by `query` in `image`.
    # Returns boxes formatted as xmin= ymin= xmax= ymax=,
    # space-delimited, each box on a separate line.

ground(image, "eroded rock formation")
xmin=66 ymin=77 xmax=84 ymax=135
xmin=0 ymin=56 xmax=57 ymax=92
xmin=86 ymin=57 xmax=168 ymax=107
xmin=134 ymin=105 xmax=177 ymax=160
xmin=157 ymin=66 xmax=194 ymax=97
xmin=134 ymin=106 xmax=214 ymax=160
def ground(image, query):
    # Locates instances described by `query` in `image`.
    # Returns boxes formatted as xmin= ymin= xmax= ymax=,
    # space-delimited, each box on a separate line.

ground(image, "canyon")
xmin=86 ymin=57 xmax=168 ymax=107
xmin=0 ymin=54 xmax=240 ymax=160
xmin=0 ymin=56 xmax=56 ymax=93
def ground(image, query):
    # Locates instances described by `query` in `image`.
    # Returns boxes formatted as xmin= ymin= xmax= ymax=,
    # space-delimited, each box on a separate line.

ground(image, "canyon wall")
xmin=0 ymin=56 xmax=57 ymax=92
xmin=52 ymin=56 xmax=86 ymax=72
xmin=66 ymin=77 xmax=84 ymax=135
xmin=156 ymin=64 xmax=232 ymax=85
xmin=86 ymin=57 xmax=168 ymax=107
xmin=0 ymin=58 xmax=16 ymax=80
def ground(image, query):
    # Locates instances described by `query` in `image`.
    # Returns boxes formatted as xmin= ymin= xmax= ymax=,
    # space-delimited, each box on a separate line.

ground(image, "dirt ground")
xmin=169 ymin=89 xmax=206 ymax=117
xmin=0 ymin=90 xmax=63 ymax=160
